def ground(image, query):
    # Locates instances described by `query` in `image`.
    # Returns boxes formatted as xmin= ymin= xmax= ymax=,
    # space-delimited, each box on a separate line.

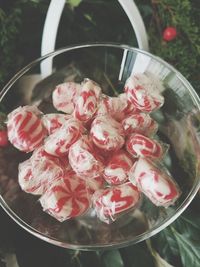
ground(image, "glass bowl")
xmin=0 ymin=43 xmax=200 ymax=250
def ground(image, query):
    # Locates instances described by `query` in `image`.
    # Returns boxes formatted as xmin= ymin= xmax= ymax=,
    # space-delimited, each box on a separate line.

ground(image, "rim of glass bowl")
xmin=1 ymin=43 xmax=200 ymax=250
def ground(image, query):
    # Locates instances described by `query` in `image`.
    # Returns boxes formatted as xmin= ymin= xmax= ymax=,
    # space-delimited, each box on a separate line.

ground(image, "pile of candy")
xmin=7 ymin=73 xmax=181 ymax=224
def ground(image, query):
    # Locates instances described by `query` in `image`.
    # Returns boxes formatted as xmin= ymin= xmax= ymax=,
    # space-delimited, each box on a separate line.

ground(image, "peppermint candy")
xmin=52 ymin=82 xmax=81 ymax=114
xmin=42 ymin=113 xmax=71 ymax=134
xmin=92 ymin=182 xmax=140 ymax=223
xmin=90 ymin=115 xmax=125 ymax=151
xmin=74 ymin=79 xmax=101 ymax=122
xmin=126 ymin=133 xmax=165 ymax=159
xmin=129 ymin=158 xmax=180 ymax=207
xmin=97 ymin=93 xmax=136 ymax=121
xmin=7 ymin=106 xmax=46 ymax=152
xmin=40 ymin=175 xmax=90 ymax=222
xmin=68 ymin=135 xmax=104 ymax=178
xmin=122 ymin=112 xmax=158 ymax=136
xmin=124 ymin=73 xmax=164 ymax=112
xmin=103 ymin=150 xmax=134 ymax=185
xmin=44 ymin=118 xmax=84 ymax=156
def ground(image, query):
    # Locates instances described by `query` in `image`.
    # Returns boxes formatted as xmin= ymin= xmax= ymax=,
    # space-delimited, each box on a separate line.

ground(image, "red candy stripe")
xmin=126 ymin=133 xmax=164 ymax=159
xmin=40 ymin=175 xmax=90 ymax=221
xmin=129 ymin=158 xmax=180 ymax=207
xmin=92 ymin=182 xmax=140 ymax=223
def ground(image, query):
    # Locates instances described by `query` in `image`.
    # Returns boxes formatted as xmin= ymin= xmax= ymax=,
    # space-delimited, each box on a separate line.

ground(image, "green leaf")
xmin=147 ymin=240 xmax=175 ymax=267
xmin=67 ymin=0 xmax=82 ymax=8
xmin=102 ymin=250 xmax=124 ymax=267
xmin=171 ymin=226 xmax=200 ymax=267
xmin=120 ymin=243 xmax=156 ymax=267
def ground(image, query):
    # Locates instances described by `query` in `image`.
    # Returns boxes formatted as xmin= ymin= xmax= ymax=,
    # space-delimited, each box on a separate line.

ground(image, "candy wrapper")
xmin=86 ymin=176 xmax=105 ymax=194
xmin=126 ymin=133 xmax=167 ymax=160
xmin=52 ymin=82 xmax=81 ymax=114
xmin=68 ymin=135 xmax=104 ymax=179
xmin=42 ymin=113 xmax=71 ymax=134
xmin=90 ymin=115 xmax=125 ymax=151
xmin=97 ymin=93 xmax=136 ymax=122
xmin=7 ymin=105 xmax=46 ymax=152
xmin=40 ymin=175 xmax=91 ymax=222
xmin=18 ymin=148 xmax=67 ymax=195
xmin=122 ymin=113 xmax=158 ymax=136
xmin=92 ymin=182 xmax=141 ymax=224
xmin=124 ymin=73 xmax=164 ymax=112
xmin=44 ymin=118 xmax=84 ymax=156
xmin=129 ymin=157 xmax=181 ymax=207
xmin=74 ymin=79 xmax=102 ymax=122
xmin=103 ymin=150 xmax=135 ymax=185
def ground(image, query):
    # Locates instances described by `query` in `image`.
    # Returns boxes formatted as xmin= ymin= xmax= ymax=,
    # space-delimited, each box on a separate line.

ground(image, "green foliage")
xmin=136 ymin=0 xmax=200 ymax=93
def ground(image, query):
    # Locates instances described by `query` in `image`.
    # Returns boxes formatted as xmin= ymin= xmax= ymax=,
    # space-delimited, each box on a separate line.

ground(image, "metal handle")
xmin=41 ymin=0 xmax=149 ymax=77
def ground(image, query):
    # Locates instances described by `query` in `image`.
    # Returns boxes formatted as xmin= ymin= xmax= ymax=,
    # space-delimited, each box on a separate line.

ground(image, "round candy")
xmin=124 ymin=73 xmax=164 ymax=112
xmin=129 ymin=157 xmax=180 ymax=207
xmin=126 ymin=133 xmax=165 ymax=159
xmin=103 ymin=150 xmax=135 ymax=185
xmin=122 ymin=113 xmax=158 ymax=136
xmin=7 ymin=106 xmax=46 ymax=152
xmin=90 ymin=115 xmax=125 ymax=151
xmin=52 ymin=82 xmax=81 ymax=114
xmin=44 ymin=118 xmax=84 ymax=156
xmin=42 ymin=113 xmax=71 ymax=134
xmin=92 ymin=182 xmax=140 ymax=223
xmin=39 ymin=175 xmax=90 ymax=222
xmin=74 ymin=79 xmax=101 ymax=122
xmin=68 ymin=135 xmax=104 ymax=178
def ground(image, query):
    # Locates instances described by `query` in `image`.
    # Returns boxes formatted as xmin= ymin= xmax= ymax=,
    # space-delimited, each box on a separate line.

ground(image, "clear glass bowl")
xmin=0 ymin=43 xmax=200 ymax=250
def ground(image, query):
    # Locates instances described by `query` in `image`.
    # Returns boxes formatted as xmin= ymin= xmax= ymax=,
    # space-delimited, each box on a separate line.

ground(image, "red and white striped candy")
xmin=52 ymin=82 xmax=81 ymax=114
xmin=92 ymin=182 xmax=140 ymax=223
xmin=129 ymin=157 xmax=180 ymax=207
xmin=122 ymin=113 xmax=158 ymax=136
xmin=18 ymin=159 xmax=43 ymax=195
xmin=103 ymin=150 xmax=135 ymax=185
xmin=68 ymin=135 xmax=104 ymax=178
xmin=90 ymin=115 xmax=125 ymax=151
xmin=97 ymin=93 xmax=136 ymax=122
xmin=42 ymin=113 xmax=71 ymax=134
xmin=39 ymin=175 xmax=90 ymax=222
xmin=44 ymin=118 xmax=84 ymax=156
xmin=18 ymin=149 xmax=66 ymax=195
xmin=7 ymin=106 xmax=46 ymax=152
xmin=126 ymin=133 xmax=165 ymax=159
xmin=74 ymin=79 xmax=101 ymax=122
xmin=124 ymin=73 xmax=164 ymax=112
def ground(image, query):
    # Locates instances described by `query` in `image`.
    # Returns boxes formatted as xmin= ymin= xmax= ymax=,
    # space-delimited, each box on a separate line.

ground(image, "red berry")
xmin=0 ymin=130 xmax=9 ymax=147
xmin=163 ymin=27 xmax=177 ymax=41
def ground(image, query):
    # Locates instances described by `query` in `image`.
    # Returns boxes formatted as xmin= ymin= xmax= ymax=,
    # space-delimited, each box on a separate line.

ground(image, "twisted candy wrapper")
xmin=122 ymin=112 xmax=158 ymax=136
xmin=90 ymin=115 xmax=125 ymax=151
xmin=68 ymin=135 xmax=104 ymax=179
xmin=92 ymin=182 xmax=140 ymax=224
xmin=52 ymin=82 xmax=81 ymax=114
xmin=18 ymin=147 xmax=68 ymax=195
xmin=124 ymin=73 xmax=164 ymax=112
xmin=44 ymin=118 xmax=84 ymax=156
xmin=42 ymin=113 xmax=71 ymax=134
xmin=103 ymin=149 xmax=135 ymax=185
xmin=74 ymin=79 xmax=102 ymax=122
